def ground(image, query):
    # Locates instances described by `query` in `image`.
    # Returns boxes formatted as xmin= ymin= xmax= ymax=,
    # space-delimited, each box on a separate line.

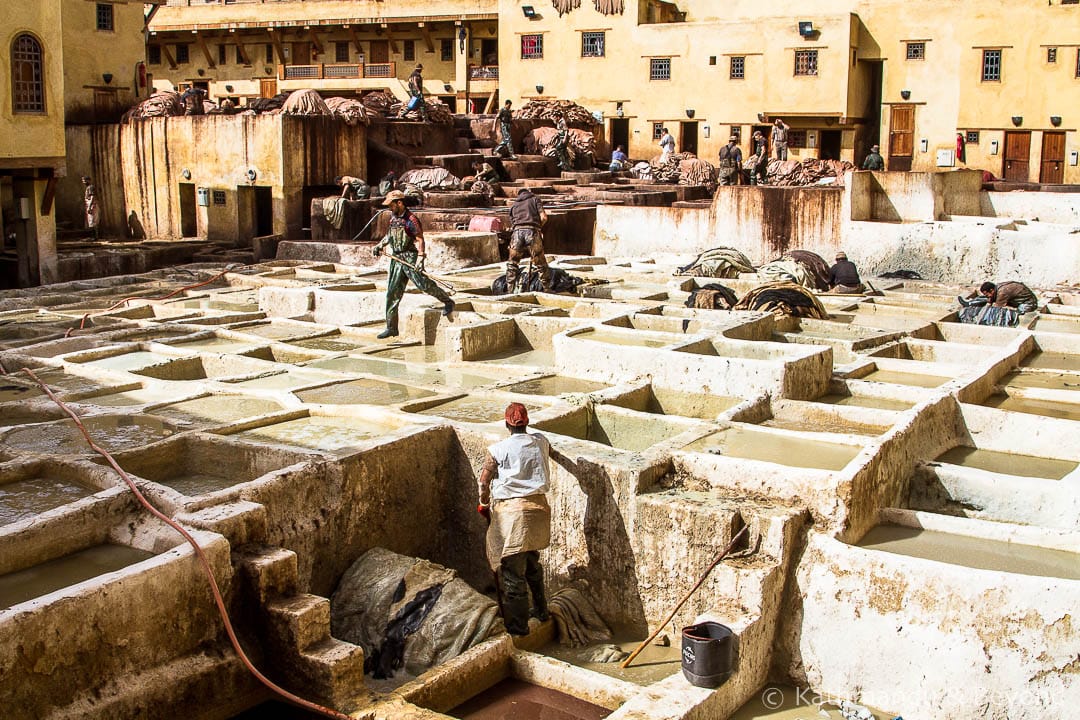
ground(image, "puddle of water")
xmin=730 ymin=684 xmax=893 ymax=719
xmin=4 ymin=416 xmax=177 ymax=455
xmin=761 ymin=415 xmax=887 ymax=436
xmin=574 ymin=328 xmax=672 ymax=348
xmin=504 ymin=376 xmax=609 ymax=396
xmin=1000 ymin=370 xmax=1080 ymax=391
xmin=935 ymin=446 xmax=1076 ymax=480
xmin=1021 ymin=351 xmax=1080 ymax=371
xmin=981 ymin=394 xmax=1080 ymax=421
xmin=170 ymin=337 xmax=258 ymax=354
xmin=816 ymin=394 xmax=914 ymax=411
xmin=28 ymin=369 xmax=111 ymax=395
xmin=644 ymin=388 xmax=741 ymax=419
xmin=0 ymin=476 xmax=97 ymax=525
xmin=418 ymin=396 xmax=511 ymax=423
xmin=79 ymin=351 xmax=170 ymax=372
xmin=449 ymin=677 xmax=610 ymax=720
xmin=159 ymin=472 xmax=244 ymax=497
xmin=477 ymin=347 xmax=555 ymax=366
xmin=155 ymin=396 xmax=285 ymax=425
xmin=683 ymin=426 xmax=860 ymax=470
xmin=0 ymin=383 xmax=43 ymax=402
xmin=859 ymin=369 xmax=949 ymax=388
xmin=83 ymin=387 xmax=178 ymax=407
xmin=306 ymin=356 xmax=500 ymax=388
xmin=233 ymin=323 xmax=311 ymax=340
xmin=370 ymin=345 xmax=445 ymax=363
xmin=0 ymin=544 xmax=156 ymax=609
xmin=289 ymin=337 xmax=369 ymax=352
xmin=295 ymin=379 xmax=435 ymax=406
xmin=856 ymin=523 xmax=1080 ymax=580
xmin=540 ymin=637 xmax=680 ymax=686
xmin=537 ymin=409 xmax=687 ymax=453
xmin=0 ymin=409 xmax=58 ymax=428
xmin=228 ymin=373 xmax=326 ymax=391
xmin=1030 ymin=317 xmax=1080 ymax=335
xmin=235 ymin=416 xmax=396 ymax=454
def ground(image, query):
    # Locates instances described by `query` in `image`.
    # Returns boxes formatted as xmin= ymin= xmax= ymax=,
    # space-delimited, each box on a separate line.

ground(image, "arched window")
xmin=12 ymin=33 xmax=45 ymax=113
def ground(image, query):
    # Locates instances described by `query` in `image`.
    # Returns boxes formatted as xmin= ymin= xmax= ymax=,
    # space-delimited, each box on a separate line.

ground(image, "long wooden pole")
xmin=620 ymin=523 xmax=750 ymax=669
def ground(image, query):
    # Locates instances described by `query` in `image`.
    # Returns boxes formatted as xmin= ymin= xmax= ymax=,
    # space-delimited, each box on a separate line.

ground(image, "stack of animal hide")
xmin=280 ymin=88 xmax=331 ymax=115
xmin=361 ymin=89 xmax=398 ymax=114
xmin=491 ymin=267 xmax=585 ymax=295
xmin=734 ymin=282 xmax=830 ymax=319
xmin=685 ymin=283 xmax=739 ymax=310
xmin=514 ymin=99 xmax=598 ymax=125
xmin=676 ymin=247 xmax=756 ymax=278
xmin=523 ymin=127 xmax=582 ymax=167
xmin=121 ymin=91 xmax=184 ymax=121
xmin=651 ymin=152 xmax=695 ymax=182
xmin=780 ymin=250 xmax=831 ymax=291
xmin=392 ymin=96 xmax=455 ymax=124
xmin=679 ymin=157 xmax=718 ymax=191
xmin=397 ymin=167 xmax=461 ymax=190
xmin=325 ymin=96 xmax=371 ymax=125
xmin=548 ymin=587 xmax=628 ymax=664
xmin=757 ymin=259 xmax=816 ymax=289
xmin=767 ymin=158 xmax=855 ymax=187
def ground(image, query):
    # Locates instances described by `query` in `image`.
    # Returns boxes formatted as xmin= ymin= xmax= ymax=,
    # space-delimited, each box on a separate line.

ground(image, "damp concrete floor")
xmin=0 ymin=259 xmax=1078 ymax=719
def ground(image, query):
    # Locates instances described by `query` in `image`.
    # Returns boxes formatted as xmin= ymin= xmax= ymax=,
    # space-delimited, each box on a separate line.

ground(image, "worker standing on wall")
xmin=371 ymin=190 xmax=454 ymax=338
xmin=492 ymin=99 xmax=518 ymax=159
xmin=399 ymin=63 xmax=428 ymax=122
xmin=749 ymin=130 xmax=769 ymax=185
xmin=82 ymin=176 xmax=99 ymax=240
xmin=553 ymin=113 xmax=573 ymax=172
xmin=717 ymin=136 xmax=743 ymax=186
xmin=771 ymin=118 xmax=790 ymax=160
xmin=862 ymin=144 xmax=885 ymax=171
xmin=476 ymin=403 xmax=555 ymax=636
xmin=506 ymin=187 xmax=552 ymax=292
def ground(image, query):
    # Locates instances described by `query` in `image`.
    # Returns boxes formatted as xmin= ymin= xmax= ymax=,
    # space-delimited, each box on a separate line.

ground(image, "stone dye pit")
xmin=0 ymin=259 xmax=1078 ymax=720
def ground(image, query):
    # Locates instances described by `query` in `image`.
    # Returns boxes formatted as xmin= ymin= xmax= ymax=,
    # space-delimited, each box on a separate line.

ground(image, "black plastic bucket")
xmin=681 ymin=622 xmax=735 ymax=688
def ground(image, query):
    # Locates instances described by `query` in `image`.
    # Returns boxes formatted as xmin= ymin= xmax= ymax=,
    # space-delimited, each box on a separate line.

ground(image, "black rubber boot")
xmin=377 ymin=327 xmax=398 ymax=339
xmin=442 ymin=299 xmax=455 ymax=317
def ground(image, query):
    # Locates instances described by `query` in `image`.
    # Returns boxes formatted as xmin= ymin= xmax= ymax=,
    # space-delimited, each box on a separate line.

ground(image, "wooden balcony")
xmin=278 ymin=62 xmax=397 ymax=81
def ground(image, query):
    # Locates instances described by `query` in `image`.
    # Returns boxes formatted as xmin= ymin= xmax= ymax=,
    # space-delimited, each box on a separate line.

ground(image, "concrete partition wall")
xmin=981 ymin=190 xmax=1080 ymax=224
xmin=847 ymin=169 xmax=983 ymax=222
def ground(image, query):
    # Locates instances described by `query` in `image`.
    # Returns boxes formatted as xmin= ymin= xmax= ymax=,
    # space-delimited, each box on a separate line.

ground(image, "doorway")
xmin=819 ymin=131 xmax=842 ymax=161
xmin=609 ymin=118 xmax=629 ymax=155
xmin=679 ymin=121 xmax=699 ymax=156
xmin=178 ymin=183 xmax=197 ymax=238
xmin=888 ymin=105 xmax=914 ymax=171
xmin=369 ymin=40 xmax=389 ymax=64
xmin=292 ymin=42 xmax=312 ymax=65
xmin=254 ymin=187 xmax=273 ymax=236
xmin=480 ymin=38 xmax=498 ymax=66
xmin=260 ymin=79 xmax=277 ymax=98
xmin=1039 ymin=131 xmax=1065 ymax=184
xmin=1003 ymin=131 xmax=1031 ymax=182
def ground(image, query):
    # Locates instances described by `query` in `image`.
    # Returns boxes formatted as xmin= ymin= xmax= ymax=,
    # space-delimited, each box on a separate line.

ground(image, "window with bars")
xmin=787 ymin=130 xmax=808 ymax=148
xmin=981 ymin=49 xmax=1001 ymax=81
xmin=335 ymin=42 xmax=350 ymax=63
xmin=96 ymin=3 xmax=114 ymax=32
xmin=403 ymin=40 xmax=415 ymax=62
xmin=581 ymin=31 xmax=605 ymax=57
xmin=11 ymin=34 xmax=45 ymax=113
xmin=521 ymin=34 xmax=543 ymax=59
xmin=729 ymin=126 xmax=741 ymax=142
xmin=729 ymin=56 xmax=745 ymax=79
xmin=148 ymin=44 xmax=161 ymax=65
xmin=966 ymin=131 xmax=980 ymax=144
xmin=650 ymin=57 xmax=671 ymax=80
xmin=218 ymin=44 xmax=227 ymax=65
xmin=794 ymin=49 xmax=818 ymax=76
xmin=175 ymin=43 xmax=190 ymax=64
xmin=652 ymin=123 xmax=664 ymax=139
xmin=905 ymin=42 xmax=925 ymax=60
xmin=1048 ymin=47 xmax=1058 ymax=63
xmin=212 ymin=190 xmax=227 ymax=206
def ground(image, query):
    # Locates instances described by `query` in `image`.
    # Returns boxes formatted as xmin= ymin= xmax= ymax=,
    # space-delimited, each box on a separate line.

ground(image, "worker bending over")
xmin=828 ymin=251 xmax=865 ymax=294
xmin=506 ymin=187 xmax=553 ymax=292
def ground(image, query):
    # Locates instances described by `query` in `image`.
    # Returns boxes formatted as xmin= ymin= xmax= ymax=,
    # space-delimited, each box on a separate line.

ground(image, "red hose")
xmin=65 ymin=264 xmax=246 ymax=337
xmin=16 ymin=366 xmax=354 ymax=719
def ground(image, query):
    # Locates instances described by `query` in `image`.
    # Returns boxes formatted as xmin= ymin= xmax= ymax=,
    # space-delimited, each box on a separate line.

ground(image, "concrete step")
xmin=233 ymin=544 xmax=300 ymax=604
xmin=266 ymin=593 xmax=333 ymax=651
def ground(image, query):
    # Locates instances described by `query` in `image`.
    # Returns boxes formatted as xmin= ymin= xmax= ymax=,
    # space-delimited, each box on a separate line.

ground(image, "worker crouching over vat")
xmin=477 ymin=403 xmax=561 ymax=636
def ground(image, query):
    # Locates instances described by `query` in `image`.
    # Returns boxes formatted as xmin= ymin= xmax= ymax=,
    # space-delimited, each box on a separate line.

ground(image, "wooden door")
xmin=369 ymin=40 xmax=389 ymax=64
xmin=259 ymin=79 xmax=277 ymax=98
xmin=888 ymin=105 xmax=914 ymax=171
xmin=93 ymin=89 xmax=118 ymax=122
xmin=1040 ymin=131 xmax=1065 ymax=184
xmin=292 ymin=42 xmax=311 ymax=65
xmin=1003 ymin=131 xmax=1031 ymax=182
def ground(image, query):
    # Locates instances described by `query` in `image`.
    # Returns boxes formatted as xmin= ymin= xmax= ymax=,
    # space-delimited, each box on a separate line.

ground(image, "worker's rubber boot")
xmin=499 ymin=563 xmax=531 ymax=636
xmin=442 ymin=300 xmax=455 ymax=317
xmin=377 ymin=326 xmax=398 ymax=339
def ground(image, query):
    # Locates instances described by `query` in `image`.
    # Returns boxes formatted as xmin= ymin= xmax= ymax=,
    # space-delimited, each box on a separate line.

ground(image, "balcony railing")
xmin=279 ymin=62 xmax=396 ymax=81
xmin=469 ymin=65 xmax=499 ymax=80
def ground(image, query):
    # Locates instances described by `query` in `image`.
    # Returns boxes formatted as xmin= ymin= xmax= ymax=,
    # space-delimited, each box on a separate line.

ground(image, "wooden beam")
xmin=268 ymin=31 xmax=287 ymax=64
xmin=307 ymin=28 xmax=324 ymax=57
xmin=161 ymin=42 xmax=177 ymax=70
xmin=235 ymin=40 xmax=252 ymax=66
xmin=196 ymin=32 xmax=216 ymax=69
xmin=419 ymin=23 xmax=435 ymax=53
xmin=384 ymin=26 xmax=398 ymax=55
xmin=40 ymin=176 xmax=57 ymax=216
xmin=483 ymin=90 xmax=497 ymax=114
xmin=346 ymin=27 xmax=364 ymax=56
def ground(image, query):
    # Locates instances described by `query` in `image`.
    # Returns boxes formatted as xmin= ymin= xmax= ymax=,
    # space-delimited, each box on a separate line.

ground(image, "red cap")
xmin=504 ymin=402 xmax=529 ymax=427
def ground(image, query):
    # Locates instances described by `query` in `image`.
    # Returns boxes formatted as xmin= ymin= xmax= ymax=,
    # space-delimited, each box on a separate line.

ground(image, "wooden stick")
xmin=620 ymin=523 xmax=750 ymax=669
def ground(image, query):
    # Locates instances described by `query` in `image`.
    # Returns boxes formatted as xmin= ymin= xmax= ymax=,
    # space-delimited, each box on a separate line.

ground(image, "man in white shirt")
xmin=658 ymin=127 xmax=675 ymax=164
xmin=477 ymin=402 xmax=555 ymax=635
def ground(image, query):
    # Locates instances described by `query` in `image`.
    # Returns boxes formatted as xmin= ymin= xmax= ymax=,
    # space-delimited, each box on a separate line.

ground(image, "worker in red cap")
xmin=476 ymin=402 xmax=554 ymax=636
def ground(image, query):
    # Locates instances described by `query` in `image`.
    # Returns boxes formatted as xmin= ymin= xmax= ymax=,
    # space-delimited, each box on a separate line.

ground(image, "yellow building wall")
xmin=60 ymin=0 xmax=150 ymax=123
xmin=0 ymin=0 xmax=66 ymax=167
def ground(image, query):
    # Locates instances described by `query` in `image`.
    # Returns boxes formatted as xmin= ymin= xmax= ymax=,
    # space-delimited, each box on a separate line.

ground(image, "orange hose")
xmin=17 ymin=367 xmax=353 ymax=720
xmin=65 ymin=264 xmax=246 ymax=337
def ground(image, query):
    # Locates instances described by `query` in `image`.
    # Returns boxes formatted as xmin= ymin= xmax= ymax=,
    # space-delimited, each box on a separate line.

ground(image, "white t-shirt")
xmin=487 ymin=432 xmax=551 ymax=501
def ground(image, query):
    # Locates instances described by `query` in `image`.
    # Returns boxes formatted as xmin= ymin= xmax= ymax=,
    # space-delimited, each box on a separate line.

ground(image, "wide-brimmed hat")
xmin=504 ymin=402 xmax=529 ymax=427
xmin=383 ymin=190 xmax=407 ymax=205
